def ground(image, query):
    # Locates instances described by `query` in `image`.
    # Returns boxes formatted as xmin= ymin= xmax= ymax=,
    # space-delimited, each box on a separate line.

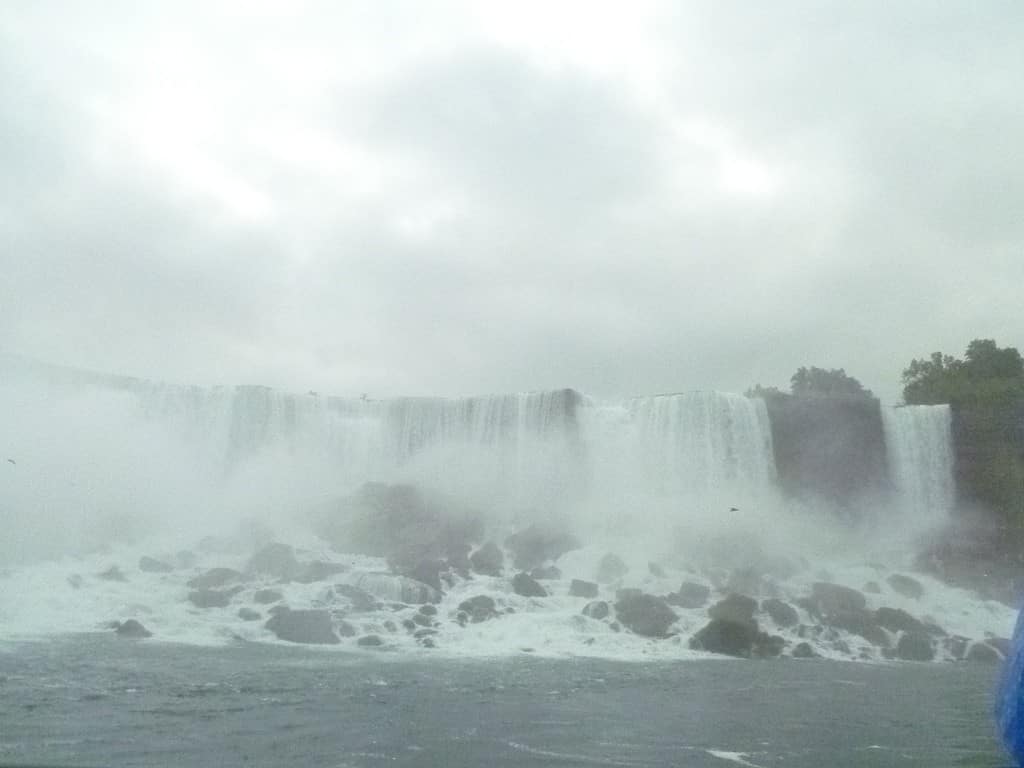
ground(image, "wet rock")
xmin=875 ymin=607 xmax=925 ymax=634
xmin=614 ymin=591 xmax=677 ymax=638
xmin=756 ymin=634 xmax=786 ymax=657
xmin=512 ymin=572 xmax=547 ymax=598
xmin=530 ymin=565 xmax=561 ymax=580
xmin=357 ymin=634 xmax=383 ymax=647
xmin=792 ymin=641 xmax=817 ymax=658
xmin=807 ymin=582 xmax=866 ymax=616
xmin=648 ymin=562 xmax=667 ymax=578
xmin=762 ymin=598 xmax=799 ymax=628
xmin=336 ymin=620 xmax=357 ymax=637
xmin=402 ymin=619 xmax=417 ymax=631
xmin=383 ymin=620 xmax=398 ymax=633
xmin=458 ymin=595 xmax=499 ymax=623
xmin=596 ymin=553 xmax=628 ymax=584
xmin=966 ymin=642 xmax=1002 ymax=663
xmin=403 ymin=559 xmax=445 ymax=592
xmin=187 ymin=568 xmax=243 ymax=590
xmin=332 ymin=584 xmax=378 ymax=612
xmin=314 ymin=483 xmax=483 ymax=573
xmin=237 ymin=607 xmax=262 ymax=621
xmin=827 ymin=609 xmax=889 ymax=648
xmin=944 ymin=635 xmax=969 ymax=660
xmin=420 ymin=637 xmax=436 ymax=648
xmin=412 ymin=613 xmax=433 ymax=628
xmin=247 ymin=543 xmax=302 ymax=581
xmin=896 ymin=631 xmax=934 ymax=661
xmin=504 ymin=524 xmax=581 ymax=571
xmin=666 ymin=582 xmax=711 ymax=609
xmin=569 ymin=579 xmax=599 ymax=599
xmin=582 ymin=601 xmax=610 ymax=620
xmin=188 ymin=589 xmax=235 ymax=609
xmin=470 ymin=541 xmax=504 ymax=577
xmin=414 ymin=628 xmax=438 ymax=639
xmin=265 ymin=608 xmax=339 ymax=644
xmin=887 ymin=573 xmax=924 ymax=600
xmin=114 ymin=619 xmax=152 ymax=638
xmin=418 ymin=604 xmax=437 ymax=617
xmin=709 ymin=594 xmax=758 ymax=625
xmin=253 ymin=588 xmax=283 ymax=605
xmin=690 ymin=619 xmax=759 ymax=657
xmin=98 ymin=566 xmax=127 ymax=582
xmin=987 ymin=637 xmax=1011 ymax=657
xmin=139 ymin=556 xmax=174 ymax=573
xmin=295 ymin=561 xmax=348 ymax=584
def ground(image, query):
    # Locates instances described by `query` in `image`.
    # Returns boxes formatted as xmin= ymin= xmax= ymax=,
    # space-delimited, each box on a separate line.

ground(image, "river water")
xmin=0 ymin=636 xmax=1009 ymax=767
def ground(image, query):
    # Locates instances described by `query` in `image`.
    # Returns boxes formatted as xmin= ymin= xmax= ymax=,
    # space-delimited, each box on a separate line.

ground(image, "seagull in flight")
xmin=729 ymin=506 xmax=739 ymax=512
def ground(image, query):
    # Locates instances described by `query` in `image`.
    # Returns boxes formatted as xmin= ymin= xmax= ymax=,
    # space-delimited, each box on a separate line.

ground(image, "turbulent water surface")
xmin=0 ymin=636 xmax=1009 ymax=768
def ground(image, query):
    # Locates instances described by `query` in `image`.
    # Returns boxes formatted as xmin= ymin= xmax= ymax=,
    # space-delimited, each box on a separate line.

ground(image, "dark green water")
xmin=0 ymin=636 xmax=1011 ymax=767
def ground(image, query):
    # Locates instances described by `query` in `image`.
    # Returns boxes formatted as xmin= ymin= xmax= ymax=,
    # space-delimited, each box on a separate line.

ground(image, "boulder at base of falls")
xmin=895 ymin=631 xmax=934 ymax=661
xmin=569 ymin=579 xmax=599 ymax=599
xmin=470 ymin=541 xmax=504 ymax=576
xmin=689 ymin=619 xmax=759 ymax=657
xmin=188 ymin=588 xmax=236 ymax=609
xmin=596 ymin=553 xmax=628 ymax=584
xmin=265 ymin=609 xmax=339 ymax=644
xmin=238 ymin=607 xmax=262 ymax=621
xmin=139 ymin=556 xmax=174 ymax=573
xmin=762 ymin=599 xmax=799 ymax=628
xmin=613 ymin=590 xmax=677 ymax=638
xmin=114 ymin=619 xmax=152 ymax=638
xmin=887 ymin=573 xmax=925 ymax=600
xmin=875 ymin=607 xmax=926 ymax=634
xmin=401 ymin=559 xmax=445 ymax=591
xmin=457 ymin=595 xmax=499 ymax=623
xmin=966 ymin=642 xmax=1002 ymax=663
xmin=791 ymin=642 xmax=817 ymax=658
xmin=253 ymin=588 xmax=283 ymax=605
xmin=582 ymin=601 xmax=610 ymax=620
xmin=825 ymin=610 xmax=890 ymax=649
xmin=247 ymin=543 xmax=302 ymax=582
xmin=709 ymin=594 xmax=758 ymax=625
xmin=530 ymin=565 xmax=562 ymax=580
xmin=334 ymin=584 xmax=379 ymax=612
xmin=314 ymin=483 xmax=482 ymax=574
xmin=357 ymin=634 xmax=384 ymax=647
xmin=805 ymin=582 xmax=867 ymax=616
xmin=512 ymin=572 xmax=547 ymax=598
xmin=504 ymin=523 xmax=581 ymax=571
xmin=187 ymin=568 xmax=243 ymax=590
xmin=666 ymin=582 xmax=711 ymax=609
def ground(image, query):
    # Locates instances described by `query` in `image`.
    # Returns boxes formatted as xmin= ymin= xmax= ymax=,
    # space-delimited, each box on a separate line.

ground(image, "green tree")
xmin=902 ymin=339 xmax=1024 ymax=405
xmin=790 ymin=367 xmax=873 ymax=398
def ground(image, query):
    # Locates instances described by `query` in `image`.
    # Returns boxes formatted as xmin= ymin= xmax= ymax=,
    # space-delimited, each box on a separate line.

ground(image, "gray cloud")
xmin=1 ymin=1 xmax=1022 ymax=402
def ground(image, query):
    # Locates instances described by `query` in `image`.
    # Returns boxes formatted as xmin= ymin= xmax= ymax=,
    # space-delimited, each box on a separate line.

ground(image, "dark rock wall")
xmin=762 ymin=395 xmax=889 ymax=510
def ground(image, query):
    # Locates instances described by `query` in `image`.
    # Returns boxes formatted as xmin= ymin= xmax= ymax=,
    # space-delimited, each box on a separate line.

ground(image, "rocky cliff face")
xmin=763 ymin=394 xmax=889 ymax=511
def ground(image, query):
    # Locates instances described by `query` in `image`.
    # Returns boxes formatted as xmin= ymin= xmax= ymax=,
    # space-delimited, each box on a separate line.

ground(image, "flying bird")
xmin=729 ymin=506 xmax=739 ymax=512
xmin=6 ymin=458 xmax=14 ymax=465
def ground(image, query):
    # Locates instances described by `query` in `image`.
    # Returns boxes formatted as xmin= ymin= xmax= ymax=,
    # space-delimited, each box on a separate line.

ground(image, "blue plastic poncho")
xmin=996 ymin=607 xmax=1024 ymax=764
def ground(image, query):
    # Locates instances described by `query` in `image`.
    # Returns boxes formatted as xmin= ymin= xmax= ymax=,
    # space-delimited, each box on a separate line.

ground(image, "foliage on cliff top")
xmin=902 ymin=339 xmax=1024 ymax=406
xmin=746 ymin=367 xmax=872 ymax=400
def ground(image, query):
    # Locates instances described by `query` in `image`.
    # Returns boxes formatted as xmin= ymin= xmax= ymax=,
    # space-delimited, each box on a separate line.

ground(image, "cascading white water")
xmin=628 ymin=392 xmax=776 ymax=494
xmin=882 ymin=404 xmax=956 ymax=528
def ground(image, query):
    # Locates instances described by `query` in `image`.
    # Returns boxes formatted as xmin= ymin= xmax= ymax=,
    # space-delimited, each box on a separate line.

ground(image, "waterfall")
xmin=882 ymin=404 xmax=956 ymax=524
xmin=627 ymin=392 xmax=776 ymax=494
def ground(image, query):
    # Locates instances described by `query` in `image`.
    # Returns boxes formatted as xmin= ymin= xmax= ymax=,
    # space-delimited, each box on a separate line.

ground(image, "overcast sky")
xmin=2 ymin=1 xmax=1021 ymax=402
